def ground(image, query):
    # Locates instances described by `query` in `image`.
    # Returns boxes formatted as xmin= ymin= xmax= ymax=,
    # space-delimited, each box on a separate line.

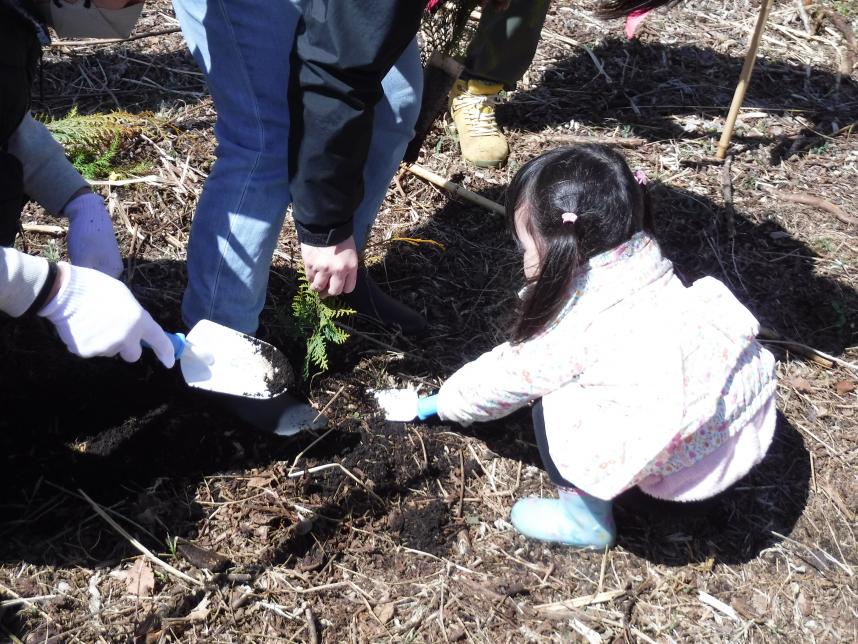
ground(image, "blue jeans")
xmin=173 ymin=0 xmax=422 ymax=334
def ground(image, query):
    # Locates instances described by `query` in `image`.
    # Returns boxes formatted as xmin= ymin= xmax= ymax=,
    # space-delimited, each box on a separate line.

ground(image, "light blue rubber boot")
xmin=510 ymin=486 xmax=616 ymax=549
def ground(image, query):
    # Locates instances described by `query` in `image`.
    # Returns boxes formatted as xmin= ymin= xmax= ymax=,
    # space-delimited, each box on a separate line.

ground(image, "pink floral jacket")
xmin=437 ymin=233 xmax=777 ymax=500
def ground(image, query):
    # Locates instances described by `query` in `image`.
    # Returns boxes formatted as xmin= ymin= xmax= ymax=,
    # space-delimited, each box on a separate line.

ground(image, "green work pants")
xmin=463 ymin=0 xmax=550 ymax=89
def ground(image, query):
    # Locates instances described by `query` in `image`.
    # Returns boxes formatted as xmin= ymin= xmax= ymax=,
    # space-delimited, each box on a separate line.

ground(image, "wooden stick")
xmin=538 ymin=134 xmax=647 ymax=148
xmin=720 ymin=153 xmax=736 ymax=238
xmin=405 ymin=163 xmax=505 ymax=216
xmin=88 ymin=175 xmax=166 ymax=187
xmin=49 ymin=27 xmax=182 ymax=48
xmin=761 ymin=338 xmax=857 ymax=372
xmin=757 ymin=326 xmax=858 ymax=371
xmin=22 ymin=223 xmax=66 ymax=236
xmin=716 ymin=0 xmax=774 ymax=160
xmin=698 ymin=591 xmax=742 ymax=622
xmin=305 ymin=606 xmax=321 ymax=644
xmin=286 ymin=462 xmax=385 ymax=506
xmin=334 ymin=321 xmax=406 ymax=355
xmin=535 ymin=589 xmax=626 ymax=612
xmin=0 ymin=595 xmax=57 ymax=609
xmin=759 ymin=186 xmax=857 ymax=226
xmin=79 ymin=489 xmax=203 ymax=587
xmin=312 ymin=384 xmax=345 ymax=424
xmin=0 ymin=580 xmax=55 ymax=624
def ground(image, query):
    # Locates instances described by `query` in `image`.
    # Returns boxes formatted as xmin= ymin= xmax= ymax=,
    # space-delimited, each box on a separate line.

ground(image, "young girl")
xmin=425 ymin=144 xmax=777 ymax=549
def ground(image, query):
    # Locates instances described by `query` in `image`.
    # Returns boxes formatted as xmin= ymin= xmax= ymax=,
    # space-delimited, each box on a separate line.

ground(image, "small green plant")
xmin=165 ymin=535 xmax=179 ymax=559
xmin=40 ymin=107 xmax=156 ymax=179
xmin=41 ymin=106 xmax=134 ymax=147
xmin=810 ymin=141 xmax=830 ymax=155
xmin=291 ymin=274 xmax=355 ymax=378
xmin=833 ymin=0 xmax=856 ymax=17
xmin=815 ymin=237 xmax=836 ymax=254
xmin=43 ymin=239 xmax=59 ymax=263
xmin=70 ymin=136 xmax=119 ymax=179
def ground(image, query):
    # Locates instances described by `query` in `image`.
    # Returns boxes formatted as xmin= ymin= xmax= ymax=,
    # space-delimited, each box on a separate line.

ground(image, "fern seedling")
xmin=41 ymin=107 xmax=158 ymax=179
xmin=291 ymin=274 xmax=356 ymax=379
xmin=71 ymin=136 xmax=120 ymax=179
xmin=41 ymin=106 xmax=129 ymax=148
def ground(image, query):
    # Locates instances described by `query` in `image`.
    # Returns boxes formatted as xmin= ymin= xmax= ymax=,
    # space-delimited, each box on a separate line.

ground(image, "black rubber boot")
xmin=341 ymin=268 xmax=428 ymax=335
xmin=202 ymin=390 xmax=327 ymax=437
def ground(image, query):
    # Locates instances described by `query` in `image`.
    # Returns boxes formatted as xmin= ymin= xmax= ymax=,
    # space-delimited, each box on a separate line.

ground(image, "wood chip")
xmin=177 ymin=540 xmax=231 ymax=572
xmin=786 ymin=376 xmax=814 ymax=392
xmin=698 ymin=591 xmax=742 ymax=622
xmin=535 ymin=589 xmax=625 ymax=613
xmin=125 ymin=558 xmax=155 ymax=598
xmin=833 ymin=380 xmax=856 ymax=395
xmin=374 ymin=602 xmax=396 ymax=624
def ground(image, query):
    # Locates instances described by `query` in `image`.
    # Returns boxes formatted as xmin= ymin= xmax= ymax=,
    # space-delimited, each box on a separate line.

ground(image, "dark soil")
xmin=250 ymin=334 xmax=294 ymax=396
xmin=2 ymin=1 xmax=857 ymax=642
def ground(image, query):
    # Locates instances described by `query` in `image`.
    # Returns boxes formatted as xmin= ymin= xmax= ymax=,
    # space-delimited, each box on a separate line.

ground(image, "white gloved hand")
xmin=38 ymin=262 xmax=175 ymax=368
xmin=64 ymin=191 xmax=124 ymax=278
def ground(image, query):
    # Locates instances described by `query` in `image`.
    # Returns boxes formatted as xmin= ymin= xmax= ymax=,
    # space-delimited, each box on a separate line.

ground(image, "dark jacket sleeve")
xmin=0 ymin=0 xmax=45 ymax=145
xmin=288 ymin=0 xmax=425 ymax=247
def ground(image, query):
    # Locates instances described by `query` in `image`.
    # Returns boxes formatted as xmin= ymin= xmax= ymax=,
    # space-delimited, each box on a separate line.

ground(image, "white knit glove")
xmin=38 ymin=262 xmax=175 ymax=368
xmin=64 ymin=192 xmax=123 ymax=278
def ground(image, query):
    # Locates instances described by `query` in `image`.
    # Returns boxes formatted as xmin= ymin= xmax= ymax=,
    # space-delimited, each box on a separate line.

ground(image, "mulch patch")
xmin=2 ymin=0 xmax=857 ymax=642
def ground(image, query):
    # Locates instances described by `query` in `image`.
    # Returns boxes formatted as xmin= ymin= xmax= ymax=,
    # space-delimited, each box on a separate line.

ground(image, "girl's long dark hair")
xmin=506 ymin=144 xmax=650 ymax=345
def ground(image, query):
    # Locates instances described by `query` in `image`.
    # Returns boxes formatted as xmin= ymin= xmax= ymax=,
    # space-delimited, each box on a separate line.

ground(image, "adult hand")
xmin=38 ymin=262 xmax=175 ymax=368
xmin=300 ymin=237 xmax=359 ymax=298
xmin=64 ymin=191 xmax=124 ymax=278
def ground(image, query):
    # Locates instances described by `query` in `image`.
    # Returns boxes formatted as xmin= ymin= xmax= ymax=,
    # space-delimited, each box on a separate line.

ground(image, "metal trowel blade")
xmin=372 ymin=388 xmax=419 ymax=422
xmin=180 ymin=320 xmax=294 ymax=399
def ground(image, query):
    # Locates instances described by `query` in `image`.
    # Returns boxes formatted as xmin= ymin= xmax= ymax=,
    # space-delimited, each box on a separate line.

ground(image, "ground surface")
xmin=1 ymin=0 xmax=857 ymax=642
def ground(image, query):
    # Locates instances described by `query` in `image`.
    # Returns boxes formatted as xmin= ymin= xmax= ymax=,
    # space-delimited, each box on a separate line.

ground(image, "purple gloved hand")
xmin=65 ymin=191 xmax=123 ymax=278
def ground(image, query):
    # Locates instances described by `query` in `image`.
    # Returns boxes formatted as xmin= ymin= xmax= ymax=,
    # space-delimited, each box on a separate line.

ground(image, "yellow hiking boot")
xmin=449 ymin=79 xmax=509 ymax=168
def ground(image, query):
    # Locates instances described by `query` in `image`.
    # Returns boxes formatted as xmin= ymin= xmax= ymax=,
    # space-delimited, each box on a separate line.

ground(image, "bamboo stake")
xmin=22 ymin=223 xmax=67 ymax=235
xmin=49 ymin=27 xmax=182 ymax=48
xmin=716 ymin=0 xmax=774 ymax=160
xmin=535 ymin=589 xmax=626 ymax=612
xmin=79 ymin=489 xmax=203 ymax=587
xmin=757 ymin=326 xmax=858 ymax=372
xmin=405 ymin=163 xmax=505 ymax=216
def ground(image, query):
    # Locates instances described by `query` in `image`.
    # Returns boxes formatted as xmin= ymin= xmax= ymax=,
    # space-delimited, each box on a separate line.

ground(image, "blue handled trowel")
xmin=373 ymin=388 xmax=438 ymax=421
xmin=165 ymin=320 xmax=294 ymax=399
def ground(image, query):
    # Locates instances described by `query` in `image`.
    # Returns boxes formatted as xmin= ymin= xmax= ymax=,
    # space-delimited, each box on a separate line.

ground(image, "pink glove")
xmin=38 ymin=262 xmax=175 ymax=368
xmin=65 ymin=192 xmax=124 ymax=278
xmin=625 ymin=8 xmax=652 ymax=39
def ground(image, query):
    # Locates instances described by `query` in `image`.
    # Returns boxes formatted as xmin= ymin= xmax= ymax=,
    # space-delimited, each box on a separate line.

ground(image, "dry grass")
xmin=1 ymin=0 xmax=857 ymax=642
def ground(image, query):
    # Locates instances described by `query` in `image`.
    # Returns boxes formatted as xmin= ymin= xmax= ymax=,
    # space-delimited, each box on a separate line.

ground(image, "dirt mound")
xmin=2 ymin=0 xmax=857 ymax=641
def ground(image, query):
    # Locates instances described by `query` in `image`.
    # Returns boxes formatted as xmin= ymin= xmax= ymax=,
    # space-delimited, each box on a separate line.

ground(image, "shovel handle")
xmin=417 ymin=394 xmax=438 ymax=421
xmin=142 ymin=332 xmax=186 ymax=360
xmin=166 ymin=333 xmax=187 ymax=359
